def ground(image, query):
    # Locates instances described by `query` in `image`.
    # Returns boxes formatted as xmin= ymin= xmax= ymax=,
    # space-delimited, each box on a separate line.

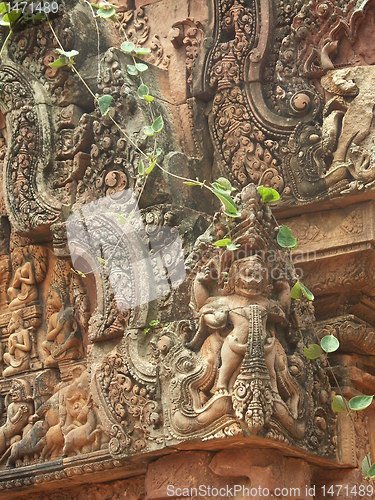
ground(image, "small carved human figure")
xmin=42 ymin=291 xmax=83 ymax=367
xmin=7 ymin=249 xmax=38 ymax=311
xmin=3 ymin=310 xmax=31 ymax=377
xmin=0 ymin=379 xmax=33 ymax=458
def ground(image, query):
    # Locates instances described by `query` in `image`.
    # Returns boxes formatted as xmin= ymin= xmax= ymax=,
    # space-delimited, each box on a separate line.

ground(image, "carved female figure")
xmin=3 ymin=310 xmax=31 ymax=377
xmin=7 ymin=249 xmax=38 ymax=311
xmin=42 ymin=291 xmax=83 ymax=367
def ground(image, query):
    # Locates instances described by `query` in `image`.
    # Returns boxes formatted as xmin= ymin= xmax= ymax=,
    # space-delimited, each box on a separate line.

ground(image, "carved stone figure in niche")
xmin=7 ymin=248 xmax=38 ymax=311
xmin=2 ymin=368 xmax=107 ymax=467
xmin=0 ymin=379 xmax=33 ymax=459
xmin=42 ymin=290 xmax=84 ymax=367
xmin=191 ymin=255 xmax=300 ymax=423
xmin=322 ymin=66 xmax=375 ymax=190
xmin=3 ymin=310 xmax=31 ymax=377
xmin=141 ymin=185 xmax=318 ymax=445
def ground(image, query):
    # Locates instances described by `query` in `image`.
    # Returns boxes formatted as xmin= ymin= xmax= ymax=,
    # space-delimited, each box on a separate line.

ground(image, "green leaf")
xmin=332 ymin=395 xmax=347 ymax=413
xmin=320 ymin=334 xmax=339 ymax=353
xmin=135 ymin=62 xmax=148 ymax=73
xmin=0 ymin=8 xmax=23 ymax=26
xmin=97 ymin=7 xmax=116 ymax=18
xmin=362 ymin=453 xmax=372 ymax=479
xmin=257 ymin=185 xmax=280 ymax=203
xmin=138 ymin=159 xmax=145 ymax=176
xmin=348 ymin=395 xmax=373 ymax=411
xmin=144 ymin=94 xmax=154 ymax=103
xmin=227 ymin=242 xmax=240 ymax=251
xmin=97 ymin=257 xmax=106 ymax=264
xmin=0 ymin=13 xmax=10 ymax=26
xmin=152 ymin=115 xmax=164 ymax=133
xmin=183 ymin=180 xmax=201 ymax=187
xmin=145 ymin=158 xmax=157 ymax=174
xmin=300 ymin=282 xmax=314 ymax=301
xmin=216 ymin=177 xmax=234 ymax=192
xmin=143 ymin=327 xmax=151 ymax=334
xmin=211 ymin=185 xmax=239 ymax=216
xmin=149 ymin=319 xmax=160 ymax=327
xmin=120 ymin=41 xmax=135 ymax=53
xmin=224 ymin=209 xmax=241 ymax=218
xmin=0 ymin=3 xmax=8 ymax=14
xmin=155 ymin=147 xmax=163 ymax=157
xmin=164 ymin=322 xmax=170 ymax=327
xmin=143 ymin=125 xmax=154 ymax=137
xmin=290 ymin=281 xmax=301 ymax=300
xmin=368 ymin=463 xmax=375 ymax=479
xmin=291 ymin=281 xmax=314 ymax=301
xmin=0 ymin=9 xmax=22 ymax=26
xmin=114 ymin=212 xmax=128 ymax=225
xmin=134 ymin=47 xmax=151 ymax=55
xmin=127 ymin=64 xmax=139 ymax=76
xmin=138 ymin=83 xmax=149 ymax=99
xmin=98 ymin=94 xmax=113 ymax=116
xmin=303 ymin=344 xmax=323 ymax=360
xmin=49 ymin=57 xmax=68 ymax=69
xmin=56 ymin=49 xmax=79 ymax=59
xmin=277 ymin=225 xmax=297 ymax=249
xmin=213 ymin=238 xmax=232 ymax=247
xmin=24 ymin=13 xmax=46 ymax=23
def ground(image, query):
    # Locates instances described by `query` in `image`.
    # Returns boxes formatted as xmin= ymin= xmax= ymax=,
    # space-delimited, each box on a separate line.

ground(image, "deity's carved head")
xmin=9 ymin=309 xmax=23 ymax=332
xmin=9 ymin=378 xmax=31 ymax=403
xmin=11 ymin=248 xmax=24 ymax=269
xmin=229 ymin=255 xmax=269 ymax=297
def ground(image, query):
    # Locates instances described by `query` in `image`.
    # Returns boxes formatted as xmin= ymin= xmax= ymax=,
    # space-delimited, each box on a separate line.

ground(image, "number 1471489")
xmin=321 ymin=484 xmax=374 ymax=497
xmin=7 ymin=2 xmax=61 ymax=15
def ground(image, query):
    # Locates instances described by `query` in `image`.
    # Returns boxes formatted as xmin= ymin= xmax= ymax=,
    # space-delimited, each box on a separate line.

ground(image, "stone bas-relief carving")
xmin=3 ymin=310 xmax=31 ymax=377
xmin=0 ymin=367 xmax=107 ymax=469
xmin=205 ymin=0 xmax=375 ymax=203
xmin=0 ymin=0 xmax=373 ymax=495
xmin=95 ymin=186 xmax=335 ymax=458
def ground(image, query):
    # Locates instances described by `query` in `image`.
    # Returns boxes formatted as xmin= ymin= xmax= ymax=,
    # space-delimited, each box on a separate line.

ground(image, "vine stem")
xmin=84 ymin=0 xmax=101 ymax=76
xmin=48 ymin=18 xmax=215 ymax=196
xmin=0 ymin=28 xmax=12 ymax=62
xmin=311 ymin=329 xmax=357 ymax=429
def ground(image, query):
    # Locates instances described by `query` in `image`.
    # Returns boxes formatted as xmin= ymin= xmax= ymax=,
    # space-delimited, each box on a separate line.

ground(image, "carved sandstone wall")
xmin=0 ymin=0 xmax=374 ymax=498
